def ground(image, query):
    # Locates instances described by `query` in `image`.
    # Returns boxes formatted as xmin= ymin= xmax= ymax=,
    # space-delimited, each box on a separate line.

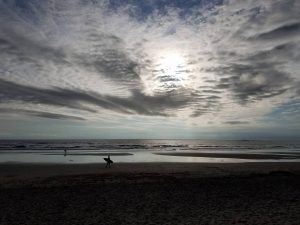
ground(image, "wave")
xmin=0 ymin=140 xmax=299 ymax=151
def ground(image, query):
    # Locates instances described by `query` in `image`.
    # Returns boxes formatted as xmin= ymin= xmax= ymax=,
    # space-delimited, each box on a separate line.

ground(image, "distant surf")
xmin=0 ymin=139 xmax=300 ymax=164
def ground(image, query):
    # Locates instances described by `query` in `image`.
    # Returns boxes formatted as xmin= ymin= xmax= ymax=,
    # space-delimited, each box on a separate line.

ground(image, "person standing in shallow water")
xmin=104 ymin=154 xmax=113 ymax=168
xmin=64 ymin=149 xmax=67 ymax=156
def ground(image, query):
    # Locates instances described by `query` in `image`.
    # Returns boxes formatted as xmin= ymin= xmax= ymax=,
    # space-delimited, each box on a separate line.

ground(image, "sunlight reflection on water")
xmin=0 ymin=150 xmax=300 ymax=164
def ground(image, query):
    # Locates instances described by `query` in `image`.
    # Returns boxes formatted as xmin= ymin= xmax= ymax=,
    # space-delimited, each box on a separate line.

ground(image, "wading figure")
xmin=64 ymin=149 xmax=67 ymax=156
xmin=104 ymin=154 xmax=113 ymax=168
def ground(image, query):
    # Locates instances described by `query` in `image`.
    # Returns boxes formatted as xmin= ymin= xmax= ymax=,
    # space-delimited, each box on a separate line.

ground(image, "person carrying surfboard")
xmin=104 ymin=154 xmax=113 ymax=168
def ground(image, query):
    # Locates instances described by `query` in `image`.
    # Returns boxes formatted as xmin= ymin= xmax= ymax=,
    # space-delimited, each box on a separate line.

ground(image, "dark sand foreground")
xmin=0 ymin=162 xmax=300 ymax=225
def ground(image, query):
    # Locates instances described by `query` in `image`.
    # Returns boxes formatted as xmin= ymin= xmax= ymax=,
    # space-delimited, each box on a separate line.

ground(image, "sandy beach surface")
xmin=0 ymin=162 xmax=300 ymax=225
xmin=154 ymin=152 xmax=300 ymax=159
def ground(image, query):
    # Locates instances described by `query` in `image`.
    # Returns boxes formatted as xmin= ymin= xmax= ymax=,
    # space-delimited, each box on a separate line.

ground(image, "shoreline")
xmin=154 ymin=152 xmax=300 ymax=159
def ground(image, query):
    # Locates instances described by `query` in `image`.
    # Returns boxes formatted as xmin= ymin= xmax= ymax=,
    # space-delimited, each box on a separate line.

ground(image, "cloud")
xmin=224 ymin=121 xmax=249 ymax=125
xmin=262 ymin=99 xmax=300 ymax=127
xmin=254 ymin=22 xmax=300 ymax=40
xmin=0 ymin=78 xmax=191 ymax=117
xmin=0 ymin=108 xmax=85 ymax=121
xmin=0 ymin=0 xmax=299 ymax=130
xmin=214 ymin=65 xmax=292 ymax=103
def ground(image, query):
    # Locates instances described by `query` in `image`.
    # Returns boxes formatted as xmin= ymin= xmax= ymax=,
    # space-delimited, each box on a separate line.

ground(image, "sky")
xmin=0 ymin=0 xmax=299 ymax=139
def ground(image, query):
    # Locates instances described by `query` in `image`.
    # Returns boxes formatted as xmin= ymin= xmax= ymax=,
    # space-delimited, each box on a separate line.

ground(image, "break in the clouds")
xmin=0 ymin=0 xmax=299 ymax=139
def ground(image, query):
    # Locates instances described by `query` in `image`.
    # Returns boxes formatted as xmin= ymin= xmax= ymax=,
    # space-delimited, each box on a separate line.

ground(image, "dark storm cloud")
xmin=0 ymin=108 xmax=85 ymax=121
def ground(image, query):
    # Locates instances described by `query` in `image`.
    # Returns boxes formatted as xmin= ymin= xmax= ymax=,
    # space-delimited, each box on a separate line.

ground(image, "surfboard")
xmin=104 ymin=158 xmax=113 ymax=163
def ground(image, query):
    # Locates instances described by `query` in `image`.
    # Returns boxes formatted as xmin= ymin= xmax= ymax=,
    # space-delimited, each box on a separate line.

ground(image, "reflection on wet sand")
xmin=154 ymin=152 xmax=300 ymax=160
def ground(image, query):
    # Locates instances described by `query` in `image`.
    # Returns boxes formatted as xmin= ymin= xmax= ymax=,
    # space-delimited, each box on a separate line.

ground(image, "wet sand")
xmin=155 ymin=152 xmax=300 ymax=159
xmin=0 ymin=162 xmax=300 ymax=225
xmin=44 ymin=152 xmax=133 ymax=156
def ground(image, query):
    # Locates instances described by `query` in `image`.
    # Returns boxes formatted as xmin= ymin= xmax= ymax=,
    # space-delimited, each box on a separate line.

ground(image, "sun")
xmin=159 ymin=52 xmax=185 ymax=72
xmin=154 ymin=51 xmax=189 ymax=89
xmin=158 ymin=51 xmax=185 ymax=75
xmin=141 ymin=50 xmax=191 ymax=95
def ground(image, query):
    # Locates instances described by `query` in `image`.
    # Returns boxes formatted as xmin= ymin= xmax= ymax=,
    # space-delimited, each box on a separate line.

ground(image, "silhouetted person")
xmin=104 ymin=154 xmax=113 ymax=168
xmin=64 ymin=149 xmax=67 ymax=156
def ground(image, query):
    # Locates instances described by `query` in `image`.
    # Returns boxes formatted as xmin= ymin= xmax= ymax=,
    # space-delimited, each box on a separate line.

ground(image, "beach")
xmin=0 ymin=162 xmax=300 ymax=225
xmin=1 ymin=0 xmax=300 ymax=223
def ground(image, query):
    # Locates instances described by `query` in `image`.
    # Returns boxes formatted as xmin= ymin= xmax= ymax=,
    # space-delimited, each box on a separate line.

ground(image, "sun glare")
xmin=141 ymin=50 xmax=192 ymax=95
xmin=159 ymin=52 xmax=185 ymax=72
xmin=155 ymin=51 xmax=189 ymax=89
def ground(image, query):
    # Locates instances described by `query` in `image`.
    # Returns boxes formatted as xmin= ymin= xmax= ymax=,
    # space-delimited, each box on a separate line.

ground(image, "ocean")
xmin=0 ymin=139 xmax=300 ymax=164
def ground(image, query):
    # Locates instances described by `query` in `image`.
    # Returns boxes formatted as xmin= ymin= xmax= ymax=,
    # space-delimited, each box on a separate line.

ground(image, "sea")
xmin=0 ymin=139 xmax=300 ymax=164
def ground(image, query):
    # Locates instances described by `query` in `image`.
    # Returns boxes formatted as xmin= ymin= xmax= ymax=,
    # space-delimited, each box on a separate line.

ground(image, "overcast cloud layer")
xmin=0 ymin=0 xmax=299 ymax=139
